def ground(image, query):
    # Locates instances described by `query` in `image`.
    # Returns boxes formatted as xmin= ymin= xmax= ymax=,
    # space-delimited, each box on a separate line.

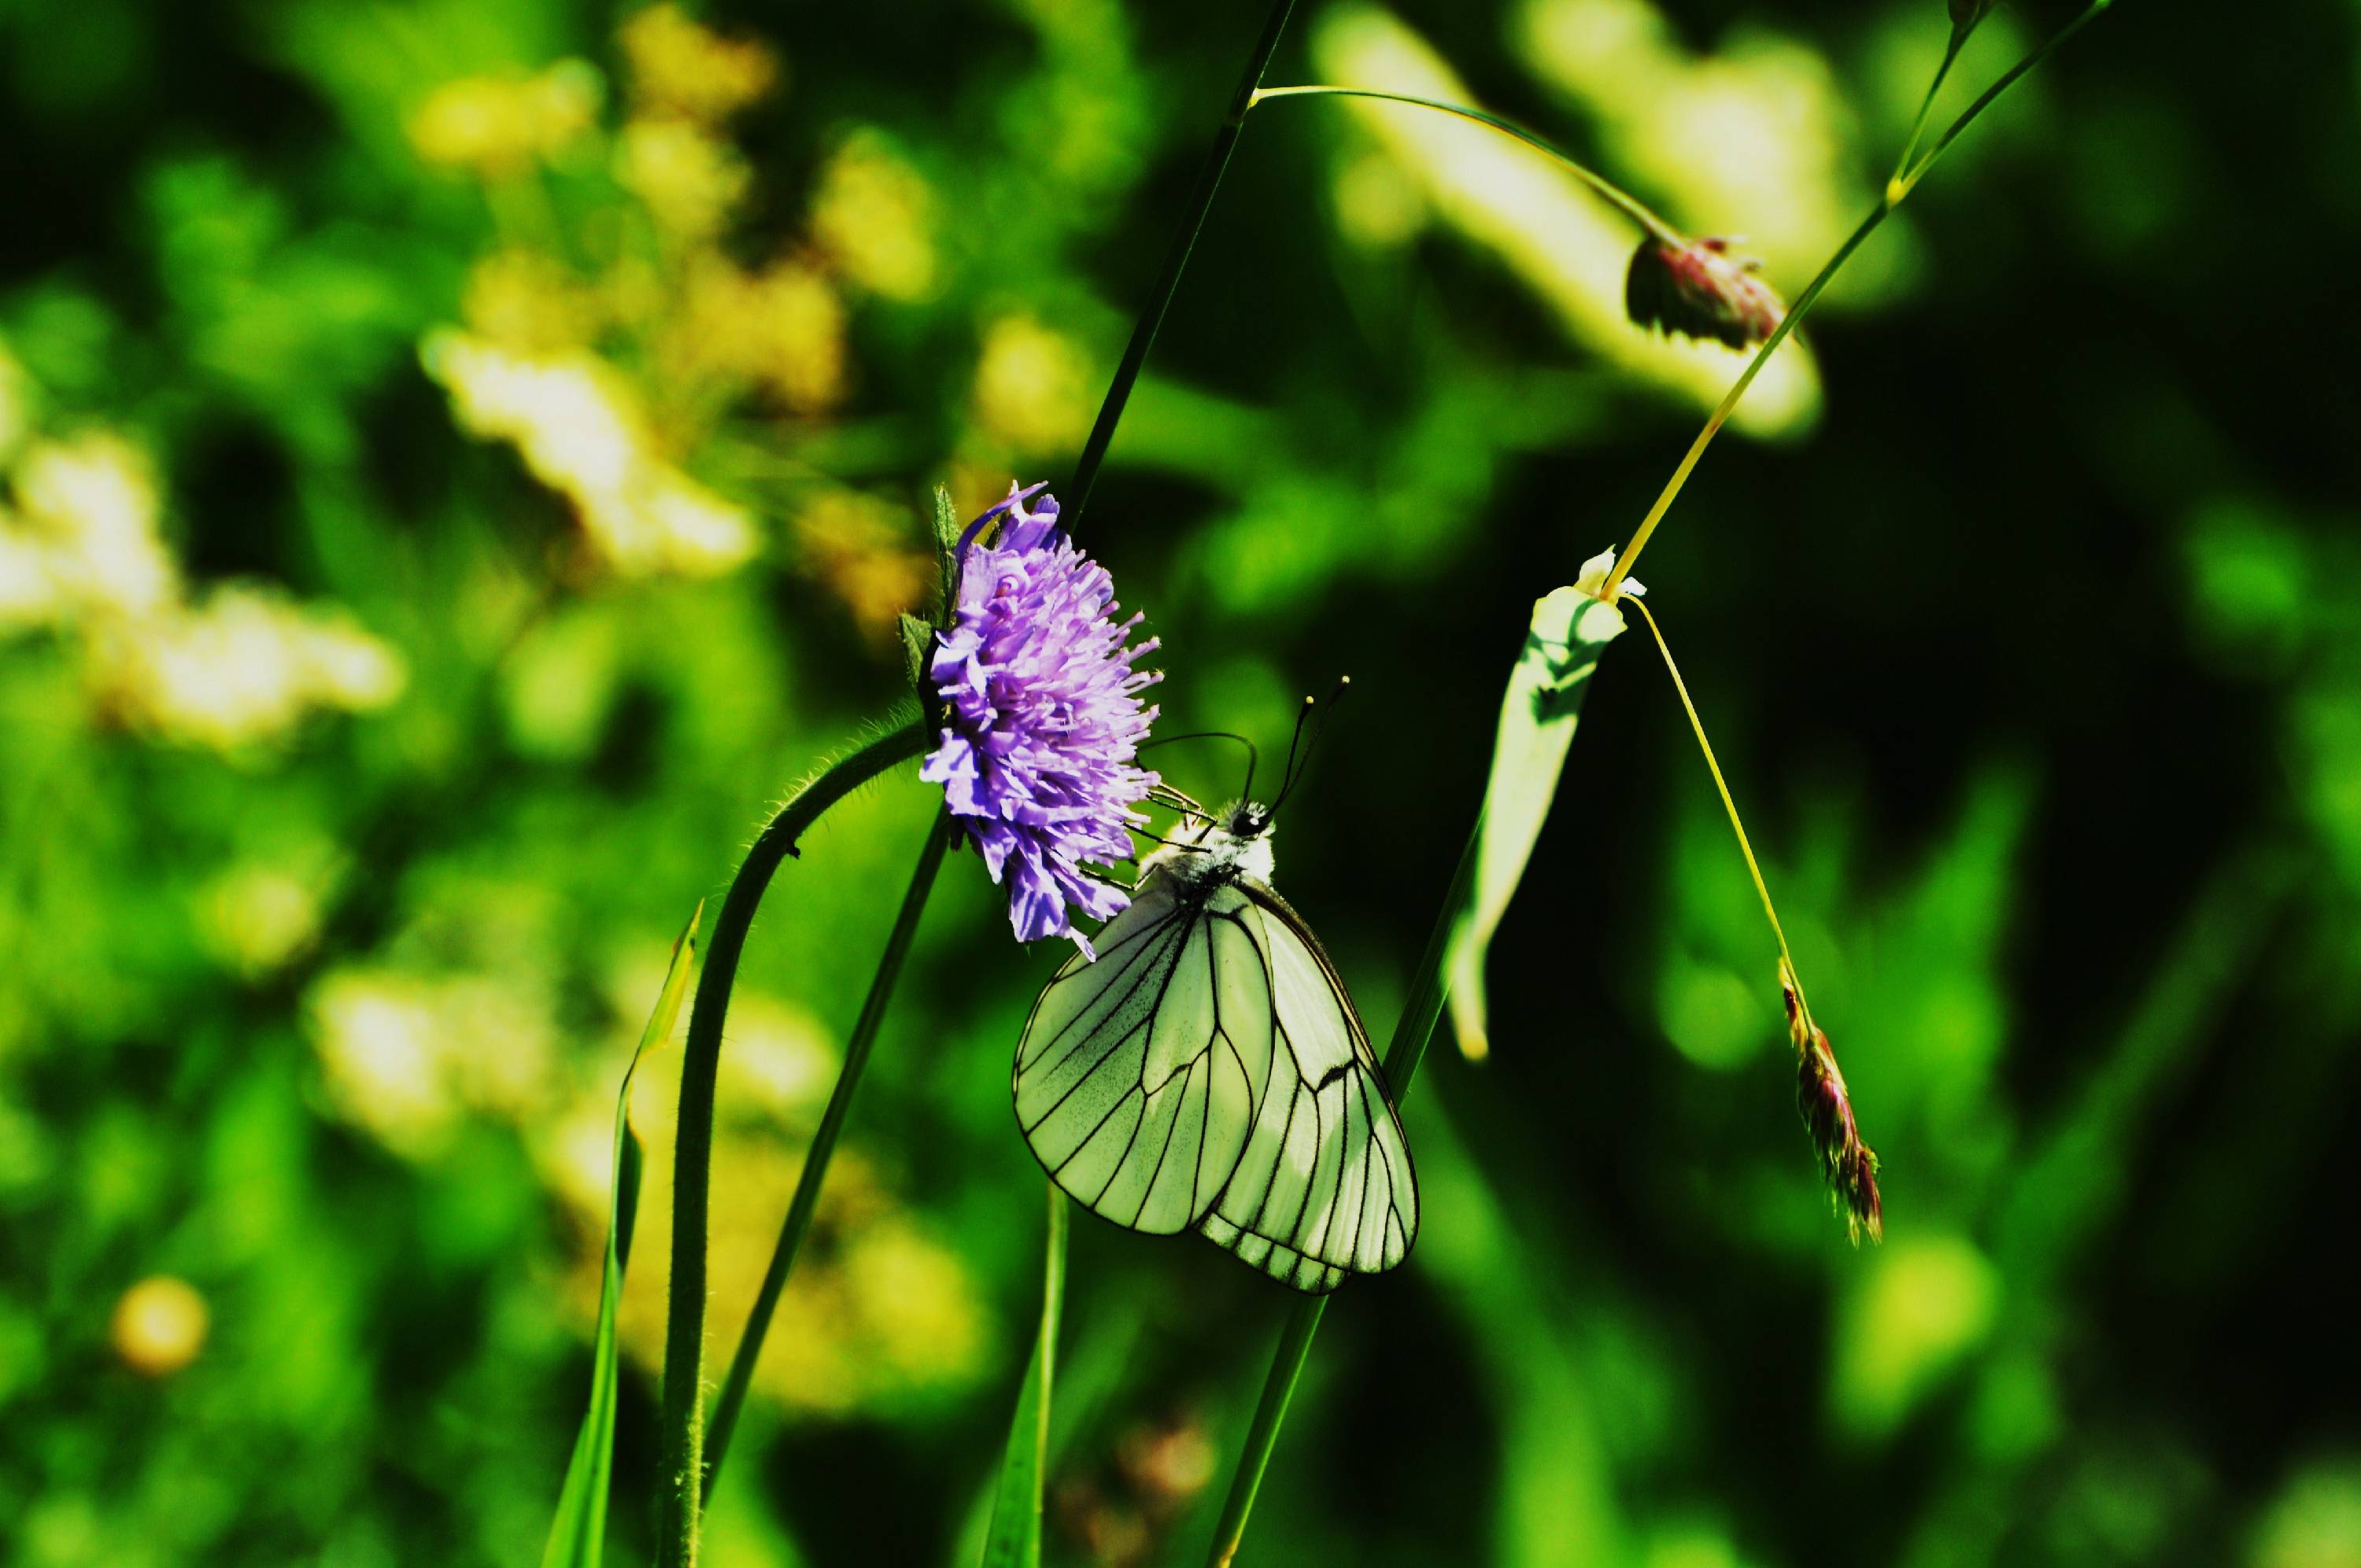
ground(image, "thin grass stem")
xmin=1890 ymin=19 xmax=1975 ymax=195
xmin=1204 ymin=818 xmax=1483 ymax=1565
xmin=1900 ymin=0 xmax=2112 ymax=194
xmin=1065 ymin=0 xmax=1300 ymax=530
xmin=701 ymin=808 xmax=958 ymax=1498
xmin=1602 ymin=0 xmax=2110 ymax=598
xmin=1624 ymin=598 xmax=1801 ymax=1006
xmin=1248 ymin=86 xmax=1679 ymax=243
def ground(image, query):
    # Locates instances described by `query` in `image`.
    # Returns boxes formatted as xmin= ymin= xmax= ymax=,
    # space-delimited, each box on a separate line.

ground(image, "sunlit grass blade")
xmin=1446 ymin=586 xmax=1630 ymax=1059
xmin=541 ymin=903 xmax=703 ymax=1568
xmin=981 ymin=1186 xmax=1069 ymax=1568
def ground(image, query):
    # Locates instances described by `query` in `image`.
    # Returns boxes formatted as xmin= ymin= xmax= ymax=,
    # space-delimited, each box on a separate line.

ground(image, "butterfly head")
xmin=1136 ymin=682 xmax=1348 ymax=893
xmin=1139 ymin=799 xmax=1276 ymax=890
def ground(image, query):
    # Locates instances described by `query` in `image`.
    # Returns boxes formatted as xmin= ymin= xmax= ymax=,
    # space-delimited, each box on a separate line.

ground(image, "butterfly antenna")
xmin=1272 ymin=677 xmax=1350 ymax=813
xmin=1140 ymin=731 xmax=1258 ymax=804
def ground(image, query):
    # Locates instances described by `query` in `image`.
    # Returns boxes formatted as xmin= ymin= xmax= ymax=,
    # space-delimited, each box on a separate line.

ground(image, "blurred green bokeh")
xmin=2 ymin=1 xmax=2355 ymax=1565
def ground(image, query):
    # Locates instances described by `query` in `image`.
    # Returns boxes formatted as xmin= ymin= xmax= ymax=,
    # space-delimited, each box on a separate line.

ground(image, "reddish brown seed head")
xmin=1781 ymin=965 xmax=1884 ymax=1245
xmin=1625 ymin=234 xmax=1786 ymax=351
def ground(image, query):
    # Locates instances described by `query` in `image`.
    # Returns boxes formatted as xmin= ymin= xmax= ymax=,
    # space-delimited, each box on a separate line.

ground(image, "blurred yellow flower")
xmin=716 ymin=993 xmax=841 ymax=1123
xmin=408 ymin=61 xmax=604 ymax=178
xmin=110 ymin=1277 xmax=209 ymax=1378
xmin=671 ymin=256 xmax=847 ymax=414
xmin=596 ymin=1126 xmax=989 ymax=1416
xmin=11 ymin=434 xmax=178 ymax=618
xmin=426 ymin=330 xmax=639 ymax=496
xmin=309 ymin=968 xmax=559 ymax=1158
xmin=810 ymin=130 xmax=940 ymax=301
xmin=423 ymin=329 xmax=760 ymax=579
xmin=972 ymin=314 xmax=1095 ymax=456
xmin=620 ymin=4 xmax=779 ymax=124
xmin=3 ymin=414 xmax=407 ymax=753
xmin=794 ymin=489 xmax=930 ymax=638
xmin=617 ymin=117 xmax=748 ymax=238
xmin=198 ymin=861 xmax=331 ymax=976
xmin=623 ymin=467 xmax=763 ymax=577
xmin=97 ymin=586 xmax=406 ymax=751
xmin=462 ymin=249 xmax=600 ymax=352
xmin=841 ymin=1223 xmax=990 ymax=1389
xmin=0 ymin=516 xmax=60 ymax=632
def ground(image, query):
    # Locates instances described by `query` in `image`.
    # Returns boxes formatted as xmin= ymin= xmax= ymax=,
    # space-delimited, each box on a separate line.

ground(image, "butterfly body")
xmin=1013 ymin=801 xmax=1417 ymax=1293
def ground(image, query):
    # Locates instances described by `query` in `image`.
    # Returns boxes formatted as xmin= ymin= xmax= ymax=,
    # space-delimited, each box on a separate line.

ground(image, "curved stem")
xmin=1624 ymin=598 xmax=1803 ymax=1009
xmin=1600 ymin=197 xmax=1883 ymax=600
xmin=1249 ymin=86 xmax=1679 ymax=245
xmin=1205 ymin=818 xmax=1483 ymax=1566
xmin=1065 ymin=0 xmax=1299 ymax=531
xmin=1901 ymin=0 xmax=2111 ymax=195
xmin=1890 ymin=19 xmax=1974 ymax=194
xmin=654 ymin=716 xmax=929 ymax=1568
xmin=700 ymin=807 xmax=956 ymax=1498
xmin=1602 ymin=0 xmax=2110 ymax=599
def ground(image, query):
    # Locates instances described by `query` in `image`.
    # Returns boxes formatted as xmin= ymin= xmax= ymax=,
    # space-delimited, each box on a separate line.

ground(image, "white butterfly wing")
xmin=1013 ymin=873 xmax=1417 ymax=1293
xmin=1014 ymin=882 xmax=1269 ymax=1235
xmin=1195 ymin=885 xmax=1417 ymax=1293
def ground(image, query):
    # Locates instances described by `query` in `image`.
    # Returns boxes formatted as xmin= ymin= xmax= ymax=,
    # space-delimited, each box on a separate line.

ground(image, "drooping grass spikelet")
xmin=1781 ymin=958 xmax=1883 ymax=1245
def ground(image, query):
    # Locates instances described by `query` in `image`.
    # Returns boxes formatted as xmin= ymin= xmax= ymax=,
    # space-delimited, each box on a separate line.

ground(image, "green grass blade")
xmin=980 ymin=1185 xmax=1069 ymax=1568
xmin=541 ymin=903 xmax=703 ymax=1568
xmin=1444 ymin=590 xmax=1630 ymax=1060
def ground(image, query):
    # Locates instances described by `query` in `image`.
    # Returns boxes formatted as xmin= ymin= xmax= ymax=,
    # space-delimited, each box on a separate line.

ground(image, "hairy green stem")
xmin=1602 ymin=0 xmax=2110 ymax=597
xmin=1065 ymin=0 xmax=1299 ymax=530
xmin=654 ymin=717 xmax=929 ymax=1568
xmin=701 ymin=808 xmax=957 ymax=1499
xmin=1250 ymin=86 xmax=1679 ymax=244
xmin=1206 ymin=817 xmax=1483 ymax=1566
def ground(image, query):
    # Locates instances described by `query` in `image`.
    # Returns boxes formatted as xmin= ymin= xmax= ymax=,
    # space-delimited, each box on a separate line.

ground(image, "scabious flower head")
xmin=1781 ymin=961 xmax=1883 ymax=1245
xmin=919 ymin=483 xmax=1161 ymax=957
xmin=1625 ymin=234 xmax=1786 ymax=352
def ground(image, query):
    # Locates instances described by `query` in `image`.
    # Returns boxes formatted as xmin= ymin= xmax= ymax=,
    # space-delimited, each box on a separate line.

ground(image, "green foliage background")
xmin=2 ymin=0 xmax=2355 ymax=1564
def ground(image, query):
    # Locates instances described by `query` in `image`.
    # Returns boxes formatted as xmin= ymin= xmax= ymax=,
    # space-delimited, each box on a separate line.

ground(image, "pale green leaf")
xmin=540 ymin=902 xmax=703 ymax=1568
xmin=1445 ymin=588 xmax=1629 ymax=1060
xmin=980 ymin=1187 xmax=1068 ymax=1568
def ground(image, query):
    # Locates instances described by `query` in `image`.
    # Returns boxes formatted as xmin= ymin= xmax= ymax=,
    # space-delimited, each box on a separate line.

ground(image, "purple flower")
xmin=919 ymin=483 xmax=1161 ymax=956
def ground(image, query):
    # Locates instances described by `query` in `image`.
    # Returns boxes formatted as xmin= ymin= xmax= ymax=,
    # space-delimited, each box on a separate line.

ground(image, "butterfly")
xmin=1011 ymin=700 xmax=1417 ymax=1293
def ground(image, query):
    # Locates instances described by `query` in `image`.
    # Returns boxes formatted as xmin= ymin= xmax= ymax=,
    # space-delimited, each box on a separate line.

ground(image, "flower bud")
xmin=1782 ymin=964 xmax=1883 ymax=1245
xmin=1624 ymin=234 xmax=1785 ymax=352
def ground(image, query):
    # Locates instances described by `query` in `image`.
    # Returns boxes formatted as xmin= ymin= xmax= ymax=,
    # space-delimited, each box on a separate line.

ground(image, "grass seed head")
xmin=1625 ymin=235 xmax=1786 ymax=351
xmin=1782 ymin=964 xmax=1884 ymax=1245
